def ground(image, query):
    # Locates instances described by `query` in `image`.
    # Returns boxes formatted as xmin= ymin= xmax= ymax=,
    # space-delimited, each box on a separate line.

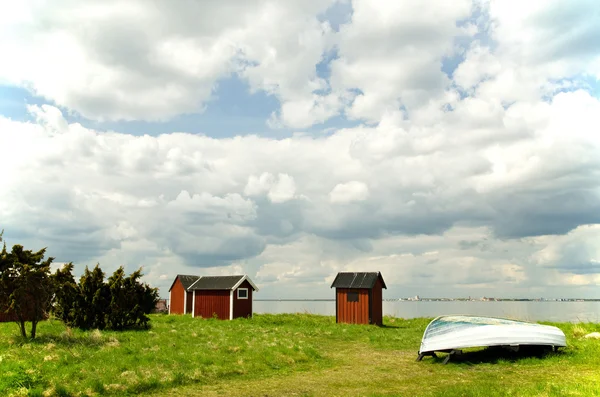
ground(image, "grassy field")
xmin=1 ymin=314 xmax=599 ymax=396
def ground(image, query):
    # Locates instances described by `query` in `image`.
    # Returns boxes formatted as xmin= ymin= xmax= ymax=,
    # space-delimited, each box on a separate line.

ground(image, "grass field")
xmin=1 ymin=314 xmax=599 ymax=396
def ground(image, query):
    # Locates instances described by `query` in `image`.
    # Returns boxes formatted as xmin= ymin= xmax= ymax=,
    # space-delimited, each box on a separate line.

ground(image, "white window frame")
xmin=237 ymin=288 xmax=249 ymax=300
xmin=229 ymin=290 xmax=233 ymax=320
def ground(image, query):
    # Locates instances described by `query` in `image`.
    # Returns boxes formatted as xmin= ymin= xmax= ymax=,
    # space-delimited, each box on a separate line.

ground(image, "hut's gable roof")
xmin=189 ymin=275 xmax=259 ymax=291
xmin=330 ymin=272 xmax=387 ymax=289
xmin=168 ymin=274 xmax=200 ymax=292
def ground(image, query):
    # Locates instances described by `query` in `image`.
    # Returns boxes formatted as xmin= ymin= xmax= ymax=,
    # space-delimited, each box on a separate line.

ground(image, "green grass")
xmin=0 ymin=314 xmax=599 ymax=396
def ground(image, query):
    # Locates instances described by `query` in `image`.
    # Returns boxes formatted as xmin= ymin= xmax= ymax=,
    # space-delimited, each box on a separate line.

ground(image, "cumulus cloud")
xmin=329 ymin=181 xmax=369 ymax=203
xmin=453 ymin=44 xmax=502 ymax=91
xmin=2 ymin=87 xmax=600 ymax=297
xmin=244 ymin=173 xmax=298 ymax=203
xmin=27 ymin=104 xmax=69 ymax=135
xmin=329 ymin=0 xmax=474 ymax=122
xmin=0 ymin=0 xmax=337 ymax=126
xmin=1 ymin=0 xmax=600 ymax=298
xmin=167 ymin=190 xmax=257 ymax=222
xmin=531 ymin=225 xmax=600 ymax=276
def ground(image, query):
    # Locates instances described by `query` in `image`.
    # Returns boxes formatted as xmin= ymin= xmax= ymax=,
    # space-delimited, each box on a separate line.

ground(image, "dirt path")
xmin=154 ymin=347 xmax=460 ymax=397
xmin=153 ymin=346 xmax=600 ymax=397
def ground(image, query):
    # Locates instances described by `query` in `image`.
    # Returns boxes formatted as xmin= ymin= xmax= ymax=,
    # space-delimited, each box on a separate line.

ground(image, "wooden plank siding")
xmin=169 ymin=278 xmax=186 ymax=314
xmin=336 ymin=288 xmax=370 ymax=324
xmin=371 ymin=278 xmax=383 ymax=325
xmin=232 ymin=280 xmax=253 ymax=319
xmin=194 ymin=290 xmax=230 ymax=319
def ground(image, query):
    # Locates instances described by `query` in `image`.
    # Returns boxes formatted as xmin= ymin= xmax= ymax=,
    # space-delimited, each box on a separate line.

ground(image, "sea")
xmin=254 ymin=300 xmax=600 ymax=322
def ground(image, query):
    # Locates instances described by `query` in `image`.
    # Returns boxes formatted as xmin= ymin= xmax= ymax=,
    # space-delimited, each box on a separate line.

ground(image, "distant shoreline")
xmin=254 ymin=298 xmax=600 ymax=302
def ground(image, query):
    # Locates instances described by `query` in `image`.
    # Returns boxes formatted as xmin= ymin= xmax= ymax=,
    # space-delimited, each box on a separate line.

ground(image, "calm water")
xmin=254 ymin=300 xmax=600 ymax=322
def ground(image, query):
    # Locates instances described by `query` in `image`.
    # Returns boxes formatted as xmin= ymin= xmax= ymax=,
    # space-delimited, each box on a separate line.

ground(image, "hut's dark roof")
xmin=189 ymin=275 xmax=258 ymax=291
xmin=179 ymin=275 xmax=201 ymax=290
xmin=330 ymin=272 xmax=387 ymax=289
xmin=168 ymin=275 xmax=200 ymax=292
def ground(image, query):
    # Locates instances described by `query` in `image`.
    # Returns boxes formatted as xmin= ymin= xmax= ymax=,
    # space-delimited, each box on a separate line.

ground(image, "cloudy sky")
xmin=1 ymin=0 xmax=600 ymax=300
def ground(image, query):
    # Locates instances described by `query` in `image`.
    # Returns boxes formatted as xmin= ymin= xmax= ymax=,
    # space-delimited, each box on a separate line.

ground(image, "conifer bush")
xmin=53 ymin=264 xmax=158 ymax=330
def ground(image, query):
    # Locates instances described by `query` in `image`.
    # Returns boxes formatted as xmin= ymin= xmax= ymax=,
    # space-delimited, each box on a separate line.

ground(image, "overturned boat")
xmin=417 ymin=315 xmax=567 ymax=363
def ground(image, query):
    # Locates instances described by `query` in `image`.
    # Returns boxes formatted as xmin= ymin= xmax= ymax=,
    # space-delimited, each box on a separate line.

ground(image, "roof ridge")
xmin=330 ymin=271 xmax=385 ymax=289
xmin=339 ymin=271 xmax=378 ymax=275
xmin=188 ymin=274 xmax=257 ymax=291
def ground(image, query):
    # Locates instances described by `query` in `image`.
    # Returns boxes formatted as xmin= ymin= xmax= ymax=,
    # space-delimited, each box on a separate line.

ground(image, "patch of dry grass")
xmin=572 ymin=324 xmax=588 ymax=338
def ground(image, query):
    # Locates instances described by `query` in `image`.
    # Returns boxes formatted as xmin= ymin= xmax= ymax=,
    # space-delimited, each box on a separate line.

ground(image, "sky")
xmin=1 ymin=0 xmax=600 ymax=300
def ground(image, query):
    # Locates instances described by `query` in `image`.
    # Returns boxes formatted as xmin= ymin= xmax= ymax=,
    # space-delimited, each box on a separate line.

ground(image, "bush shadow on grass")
xmin=9 ymin=319 xmax=154 ymax=347
xmin=11 ymin=333 xmax=108 ymax=348
xmin=430 ymin=345 xmax=565 ymax=365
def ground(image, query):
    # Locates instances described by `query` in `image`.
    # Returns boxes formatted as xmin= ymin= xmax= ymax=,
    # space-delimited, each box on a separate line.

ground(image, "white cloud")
xmin=167 ymin=190 xmax=257 ymax=222
xmin=490 ymin=0 xmax=600 ymax=70
xmin=329 ymin=181 xmax=369 ymax=203
xmin=0 ymin=0 xmax=337 ymax=125
xmin=27 ymin=104 xmax=69 ymax=135
xmin=1 ymin=87 xmax=599 ymax=297
xmin=463 ymin=0 xmax=600 ymax=105
xmin=268 ymin=174 xmax=298 ymax=203
xmin=453 ymin=44 xmax=502 ymax=91
xmin=530 ymin=225 xmax=600 ymax=277
xmin=1 ymin=1 xmax=600 ymax=299
xmin=3 ymin=0 xmax=598 ymax=130
xmin=329 ymin=0 xmax=473 ymax=122
xmin=271 ymin=93 xmax=345 ymax=129
xmin=244 ymin=172 xmax=298 ymax=203
xmin=244 ymin=173 xmax=276 ymax=196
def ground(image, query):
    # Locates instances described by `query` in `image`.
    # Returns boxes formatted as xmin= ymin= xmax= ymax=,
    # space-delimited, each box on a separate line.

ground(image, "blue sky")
xmin=0 ymin=75 xmax=367 ymax=139
xmin=0 ymin=0 xmax=360 ymax=139
xmin=0 ymin=0 xmax=474 ymax=140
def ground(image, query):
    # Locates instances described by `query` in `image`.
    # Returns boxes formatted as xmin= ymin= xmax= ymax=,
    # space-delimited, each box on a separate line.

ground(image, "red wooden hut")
xmin=330 ymin=272 xmax=387 ymax=325
xmin=168 ymin=275 xmax=200 ymax=315
xmin=189 ymin=275 xmax=258 ymax=320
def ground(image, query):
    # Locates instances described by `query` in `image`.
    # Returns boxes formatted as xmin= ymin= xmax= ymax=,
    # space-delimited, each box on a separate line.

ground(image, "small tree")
xmin=74 ymin=264 xmax=109 ymax=330
xmin=122 ymin=268 xmax=159 ymax=329
xmin=0 ymin=239 xmax=54 ymax=339
xmin=0 ymin=231 xmax=12 ymax=323
xmin=106 ymin=266 xmax=127 ymax=330
xmin=52 ymin=262 xmax=78 ymax=324
xmin=103 ymin=266 xmax=159 ymax=330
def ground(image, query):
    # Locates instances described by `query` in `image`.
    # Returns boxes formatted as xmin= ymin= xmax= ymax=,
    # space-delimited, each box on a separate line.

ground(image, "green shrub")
xmin=53 ymin=264 xmax=158 ymax=331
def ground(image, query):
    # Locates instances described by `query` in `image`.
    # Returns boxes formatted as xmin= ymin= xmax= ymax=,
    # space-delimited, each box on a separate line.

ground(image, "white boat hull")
xmin=419 ymin=315 xmax=567 ymax=354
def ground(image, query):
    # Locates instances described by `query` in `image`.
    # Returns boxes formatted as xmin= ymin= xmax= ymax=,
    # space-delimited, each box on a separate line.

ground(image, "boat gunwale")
xmin=418 ymin=314 xmax=566 ymax=354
